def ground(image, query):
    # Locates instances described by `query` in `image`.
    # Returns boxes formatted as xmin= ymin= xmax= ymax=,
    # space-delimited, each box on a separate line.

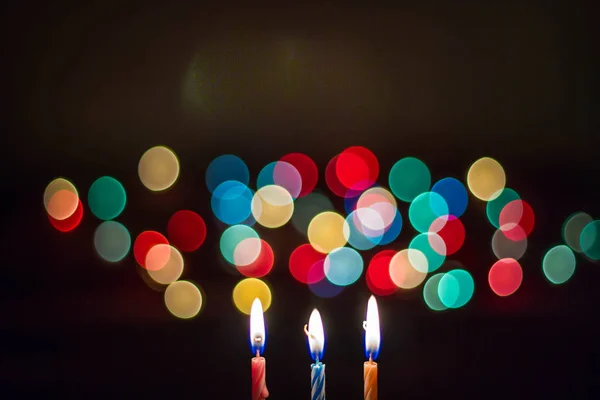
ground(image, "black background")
xmin=2 ymin=1 xmax=600 ymax=399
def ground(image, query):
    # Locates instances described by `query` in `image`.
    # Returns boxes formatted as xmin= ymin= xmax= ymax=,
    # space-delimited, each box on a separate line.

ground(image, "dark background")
xmin=2 ymin=1 xmax=600 ymax=398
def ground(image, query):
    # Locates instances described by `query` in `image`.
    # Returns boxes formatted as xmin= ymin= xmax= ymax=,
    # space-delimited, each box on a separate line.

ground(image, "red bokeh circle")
xmin=335 ymin=146 xmax=379 ymax=192
xmin=325 ymin=155 xmax=362 ymax=198
xmin=167 ymin=210 xmax=207 ymax=252
xmin=134 ymin=231 xmax=169 ymax=268
xmin=280 ymin=153 xmax=318 ymax=197
xmin=289 ymin=244 xmax=327 ymax=284
xmin=488 ymin=258 xmax=523 ymax=297
xmin=237 ymin=239 xmax=274 ymax=278
xmin=366 ymin=250 xmax=397 ymax=296
xmin=499 ymin=200 xmax=535 ymax=242
xmin=49 ymin=199 xmax=83 ymax=232
xmin=429 ymin=215 xmax=465 ymax=255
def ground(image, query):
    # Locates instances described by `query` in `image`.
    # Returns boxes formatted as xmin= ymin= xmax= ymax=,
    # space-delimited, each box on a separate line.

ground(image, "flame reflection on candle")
xmin=306 ymin=309 xmax=325 ymax=361
xmin=250 ymin=298 xmax=266 ymax=355
xmin=363 ymin=295 xmax=380 ymax=360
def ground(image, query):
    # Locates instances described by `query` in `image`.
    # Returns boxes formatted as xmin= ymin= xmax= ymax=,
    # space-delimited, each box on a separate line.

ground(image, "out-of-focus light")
xmin=138 ymin=145 xmax=180 ymax=191
xmin=467 ymin=157 xmax=506 ymax=201
xmin=356 ymin=187 xmax=398 ymax=230
xmin=543 ymin=245 xmax=576 ymax=285
xmin=438 ymin=269 xmax=474 ymax=308
xmin=335 ymin=146 xmax=379 ymax=192
xmin=376 ymin=208 xmax=403 ymax=246
xmin=488 ymin=258 xmax=523 ymax=296
xmin=147 ymin=245 xmax=184 ymax=285
xmin=323 ymin=247 xmax=363 ymax=286
xmin=562 ymin=212 xmax=593 ymax=253
xmin=409 ymin=233 xmax=446 ymax=273
xmin=499 ymin=200 xmax=535 ymax=241
xmin=580 ymin=220 xmax=600 ymax=260
xmin=280 ymin=153 xmax=318 ymax=197
xmin=205 ymin=155 xmax=250 ymax=193
xmin=236 ymin=239 xmax=274 ymax=278
xmin=309 ymin=274 xmax=344 ymax=298
xmin=220 ymin=225 xmax=260 ymax=266
xmin=251 ymin=185 xmax=294 ymax=228
xmin=44 ymin=178 xmax=79 ymax=220
xmin=307 ymin=211 xmax=348 ymax=254
xmin=164 ymin=280 xmax=203 ymax=319
xmin=431 ymin=177 xmax=468 ymax=218
xmin=94 ymin=221 xmax=131 ymax=263
xmin=49 ymin=199 xmax=83 ymax=232
xmin=167 ymin=210 xmax=207 ymax=252
xmin=232 ymin=278 xmax=272 ymax=315
xmin=423 ymin=273 xmax=447 ymax=311
xmin=366 ymin=250 xmax=397 ymax=296
xmin=389 ymin=249 xmax=427 ymax=289
xmin=291 ymin=192 xmax=334 ymax=236
xmin=289 ymin=244 xmax=327 ymax=284
xmin=408 ymin=191 xmax=448 ymax=233
xmin=211 ymin=180 xmax=254 ymax=225
xmin=257 ymin=161 xmax=302 ymax=199
xmin=428 ymin=215 xmax=465 ymax=256
xmin=133 ymin=231 xmax=169 ymax=268
xmin=325 ymin=155 xmax=363 ymax=198
xmin=486 ymin=188 xmax=520 ymax=228
xmin=345 ymin=210 xmax=382 ymax=251
xmin=492 ymin=227 xmax=527 ymax=260
xmin=88 ymin=176 xmax=127 ymax=220
xmin=388 ymin=157 xmax=431 ymax=202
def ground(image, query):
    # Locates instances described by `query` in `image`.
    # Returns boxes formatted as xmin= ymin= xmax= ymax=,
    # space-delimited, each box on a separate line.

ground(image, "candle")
xmin=250 ymin=298 xmax=269 ymax=400
xmin=363 ymin=295 xmax=380 ymax=400
xmin=304 ymin=309 xmax=326 ymax=400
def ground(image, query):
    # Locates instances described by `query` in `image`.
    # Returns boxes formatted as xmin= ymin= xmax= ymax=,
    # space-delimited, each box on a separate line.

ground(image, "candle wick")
xmin=256 ymin=349 xmax=260 ymax=358
xmin=369 ymin=353 xmax=373 ymax=363
xmin=363 ymin=321 xmax=368 ymax=331
xmin=303 ymin=324 xmax=315 ymax=339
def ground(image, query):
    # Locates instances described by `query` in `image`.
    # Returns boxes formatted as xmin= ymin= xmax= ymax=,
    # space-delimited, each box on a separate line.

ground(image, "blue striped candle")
xmin=311 ymin=360 xmax=326 ymax=400
xmin=305 ymin=309 xmax=326 ymax=400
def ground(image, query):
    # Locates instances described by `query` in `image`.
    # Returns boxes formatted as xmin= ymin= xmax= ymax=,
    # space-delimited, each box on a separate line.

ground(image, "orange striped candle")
xmin=363 ymin=296 xmax=380 ymax=400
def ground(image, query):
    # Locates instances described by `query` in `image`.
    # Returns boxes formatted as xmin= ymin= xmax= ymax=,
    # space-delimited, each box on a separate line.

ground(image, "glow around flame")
xmin=306 ymin=309 xmax=325 ymax=361
xmin=250 ymin=298 xmax=266 ymax=355
xmin=364 ymin=295 xmax=380 ymax=360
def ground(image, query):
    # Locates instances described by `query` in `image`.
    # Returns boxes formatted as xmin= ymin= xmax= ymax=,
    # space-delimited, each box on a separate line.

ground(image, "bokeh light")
xmin=335 ymin=146 xmax=379 ymax=191
xmin=257 ymin=161 xmax=302 ymax=199
xmin=562 ymin=212 xmax=593 ymax=253
xmin=88 ymin=176 xmax=127 ymax=220
xmin=489 ymin=258 xmax=523 ymax=297
xmin=429 ymin=215 xmax=465 ymax=256
xmin=236 ymin=239 xmax=274 ymax=278
xmin=389 ymin=249 xmax=428 ymax=289
xmin=167 ymin=210 xmax=207 ymax=252
xmin=439 ymin=269 xmax=474 ymax=308
xmin=232 ymin=278 xmax=272 ymax=315
xmin=323 ymin=247 xmax=363 ymax=286
xmin=44 ymin=178 xmax=79 ymax=221
xmin=366 ymin=250 xmax=397 ymax=296
xmin=388 ymin=157 xmax=431 ymax=202
xmin=164 ymin=280 xmax=203 ymax=319
xmin=94 ymin=221 xmax=131 ymax=263
xmin=289 ymin=244 xmax=327 ymax=284
xmin=280 ymin=153 xmax=318 ymax=197
xmin=467 ymin=157 xmax=506 ymax=201
xmin=580 ymin=220 xmax=600 ymax=260
xmin=492 ymin=227 xmax=527 ymax=260
xmin=138 ymin=145 xmax=180 ymax=191
xmin=408 ymin=191 xmax=448 ymax=233
xmin=325 ymin=155 xmax=362 ymax=198
xmin=134 ymin=231 xmax=169 ymax=268
xmin=499 ymin=200 xmax=535 ymax=241
xmin=211 ymin=180 xmax=254 ymax=225
xmin=309 ymin=273 xmax=344 ymax=298
xmin=356 ymin=187 xmax=398 ymax=230
xmin=49 ymin=199 xmax=83 ymax=232
xmin=543 ymin=245 xmax=576 ymax=285
xmin=307 ymin=211 xmax=348 ymax=254
xmin=486 ymin=188 xmax=520 ymax=228
xmin=205 ymin=154 xmax=250 ymax=193
xmin=423 ymin=273 xmax=447 ymax=311
xmin=291 ymin=192 xmax=334 ymax=236
xmin=377 ymin=208 xmax=403 ymax=246
xmin=220 ymin=225 xmax=260 ymax=266
xmin=345 ymin=210 xmax=382 ymax=251
xmin=251 ymin=185 xmax=294 ymax=228
xmin=431 ymin=177 xmax=468 ymax=218
xmin=409 ymin=233 xmax=446 ymax=273
xmin=147 ymin=245 xmax=184 ymax=284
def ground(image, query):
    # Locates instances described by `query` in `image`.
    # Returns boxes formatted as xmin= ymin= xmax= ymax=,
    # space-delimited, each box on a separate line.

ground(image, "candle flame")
xmin=364 ymin=295 xmax=380 ymax=360
xmin=305 ymin=309 xmax=325 ymax=361
xmin=250 ymin=298 xmax=266 ymax=355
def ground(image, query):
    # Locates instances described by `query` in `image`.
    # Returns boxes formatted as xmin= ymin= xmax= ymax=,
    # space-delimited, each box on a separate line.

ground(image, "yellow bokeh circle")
xmin=148 ymin=245 xmax=184 ymax=285
xmin=307 ymin=211 xmax=348 ymax=254
xmin=251 ymin=185 xmax=294 ymax=228
xmin=164 ymin=280 xmax=202 ymax=319
xmin=389 ymin=249 xmax=428 ymax=289
xmin=138 ymin=145 xmax=180 ymax=191
xmin=43 ymin=178 xmax=79 ymax=220
xmin=232 ymin=278 xmax=272 ymax=315
xmin=467 ymin=157 xmax=506 ymax=201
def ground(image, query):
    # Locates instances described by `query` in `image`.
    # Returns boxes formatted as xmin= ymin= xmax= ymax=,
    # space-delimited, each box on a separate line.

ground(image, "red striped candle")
xmin=250 ymin=299 xmax=269 ymax=400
